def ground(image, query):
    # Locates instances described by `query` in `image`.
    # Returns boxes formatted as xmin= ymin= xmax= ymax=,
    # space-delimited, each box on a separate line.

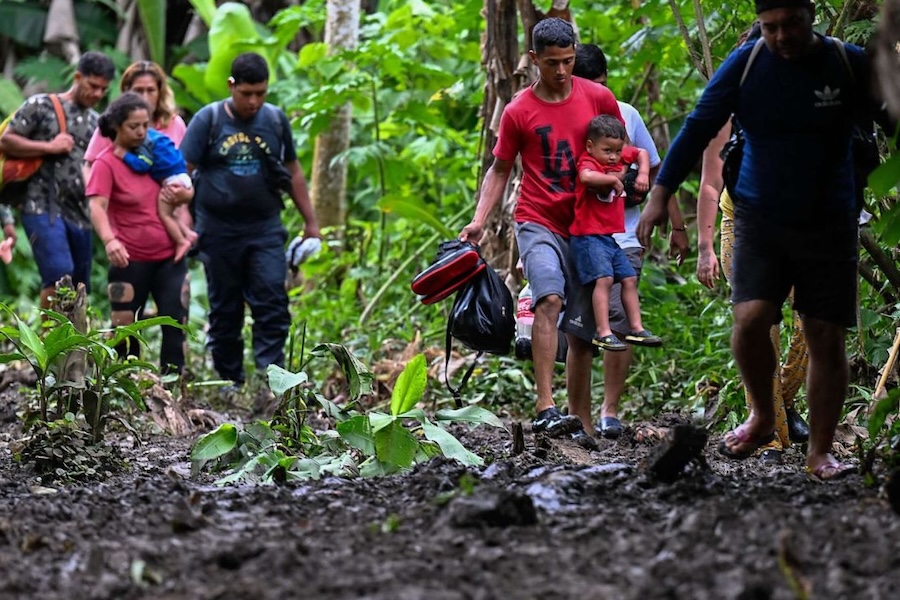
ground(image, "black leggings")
xmin=108 ymin=258 xmax=188 ymax=373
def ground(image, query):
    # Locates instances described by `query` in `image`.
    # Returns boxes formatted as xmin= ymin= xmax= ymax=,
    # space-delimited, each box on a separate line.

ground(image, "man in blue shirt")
xmin=638 ymin=0 xmax=884 ymax=480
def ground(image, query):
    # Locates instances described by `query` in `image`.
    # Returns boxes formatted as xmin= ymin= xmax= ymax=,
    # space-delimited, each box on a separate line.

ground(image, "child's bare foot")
xmin=173 ymin=239 xmax=192 ymax=262
xmin=0 ymin=238 xmax=12 ymax=264
xmin=184 ymin=229 xmax=198 ymax=245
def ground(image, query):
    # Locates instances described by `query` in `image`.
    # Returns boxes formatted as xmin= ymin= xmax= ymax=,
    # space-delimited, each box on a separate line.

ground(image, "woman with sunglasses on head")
xmin=84 ymin=61 xmax=194 ymax=249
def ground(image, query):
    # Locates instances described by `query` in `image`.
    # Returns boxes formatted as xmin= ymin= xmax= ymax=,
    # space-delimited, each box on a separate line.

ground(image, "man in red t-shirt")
xmin=459 ymin=18 xmax=623 ymax=442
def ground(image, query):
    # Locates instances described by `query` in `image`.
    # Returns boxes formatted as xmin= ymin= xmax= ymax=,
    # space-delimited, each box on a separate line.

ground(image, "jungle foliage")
xmin=0 ymin=0 xmax=898 ymax=474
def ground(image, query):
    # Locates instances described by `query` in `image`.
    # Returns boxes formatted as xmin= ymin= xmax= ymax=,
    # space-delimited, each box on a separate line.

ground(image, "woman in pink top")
xmin=84 ymin=61 xmax=194 ymax=245
xmin=86 ymin=93 xmax=193 ymax=373
xmin=85 ymin=61 xmax=187 ymax=159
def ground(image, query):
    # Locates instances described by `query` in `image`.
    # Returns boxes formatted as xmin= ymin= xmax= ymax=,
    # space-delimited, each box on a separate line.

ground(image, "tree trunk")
xmin=876 ymin=0 xmax=900 ymax=119
xmin=44 ymin=0 xmax=81 ymax=64
xmin=115 ymin=0 xmax=149 ymax=62
xmin=51 ymin=276 xmax=86 ymax=419
xmin=310 ymin=0 xmax=360 ymax=230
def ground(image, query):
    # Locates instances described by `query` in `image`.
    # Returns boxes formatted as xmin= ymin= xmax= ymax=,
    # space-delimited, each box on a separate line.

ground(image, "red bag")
xmin=411 ymin=240 xmax=486 ymax=305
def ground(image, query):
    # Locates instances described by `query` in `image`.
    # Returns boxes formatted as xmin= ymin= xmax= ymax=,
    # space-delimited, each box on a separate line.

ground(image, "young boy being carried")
xmin=113 ymin=129 xmax=196 ymax=261
xmin=570 ymin=114 xmax=662 ymax=352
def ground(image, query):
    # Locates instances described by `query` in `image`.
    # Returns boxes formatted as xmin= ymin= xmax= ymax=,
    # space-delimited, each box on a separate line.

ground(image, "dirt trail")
xmin=0 ymin=388 xmax=898 ymax=600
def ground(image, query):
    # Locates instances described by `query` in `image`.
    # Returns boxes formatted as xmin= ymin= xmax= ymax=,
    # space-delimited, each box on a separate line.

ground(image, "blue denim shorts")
xmin=21 ymin=212 xmax=92 ymax=290
xmin=569 ymin=234 xmax=636 ymax=286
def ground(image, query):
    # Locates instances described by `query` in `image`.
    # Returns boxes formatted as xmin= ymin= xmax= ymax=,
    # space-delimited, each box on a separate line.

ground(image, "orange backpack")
xmin=0 ymin=94 xmax=66 ymax=199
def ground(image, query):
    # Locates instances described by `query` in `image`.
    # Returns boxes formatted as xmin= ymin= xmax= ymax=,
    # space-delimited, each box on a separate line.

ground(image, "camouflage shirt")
xmin=7 ymin=94 xmax=98 ymax=227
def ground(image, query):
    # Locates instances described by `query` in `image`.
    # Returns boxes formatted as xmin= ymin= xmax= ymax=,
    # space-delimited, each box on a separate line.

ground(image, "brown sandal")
xmin=718 ymin=424 xmax=776 ymax=460
xmin=806 ymin=462 xmax=856 ymax=482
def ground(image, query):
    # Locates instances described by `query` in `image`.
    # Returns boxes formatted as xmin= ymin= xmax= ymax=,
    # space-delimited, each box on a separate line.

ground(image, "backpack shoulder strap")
xmin=828 ymin=37 xmax=855 ymax=83
xmin=48 ymin=94 xmax=66 ymax=135
xmin=443 ymin=323 xmax=482 ymax=409
xmin=740 ymin=38 xmax=767 ymax=87
xmin=204 ymin=100 xmax=226 ymax=151
xmin=264 ymin=103 xmax=288 ymax=159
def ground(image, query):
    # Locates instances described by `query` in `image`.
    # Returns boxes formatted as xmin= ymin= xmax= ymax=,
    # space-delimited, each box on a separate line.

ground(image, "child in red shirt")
xmin=570 ymin=115 xmax=662 ymax=351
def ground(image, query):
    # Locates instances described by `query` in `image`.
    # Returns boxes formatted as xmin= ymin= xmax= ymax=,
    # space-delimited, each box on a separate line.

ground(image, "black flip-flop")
xmin=598 ymin=416 xmax=623 ymax=439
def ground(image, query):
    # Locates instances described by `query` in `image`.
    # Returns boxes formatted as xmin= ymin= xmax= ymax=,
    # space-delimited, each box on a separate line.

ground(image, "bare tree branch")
xmin=667 ymin=0 xmax=705 ymax=77
xmin=692 ymin=0 xmax=714 ymax=79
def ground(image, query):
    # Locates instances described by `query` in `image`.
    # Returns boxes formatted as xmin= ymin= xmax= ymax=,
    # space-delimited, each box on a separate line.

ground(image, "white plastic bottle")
xmin=515 ymin=283 xmax=534 ymax=360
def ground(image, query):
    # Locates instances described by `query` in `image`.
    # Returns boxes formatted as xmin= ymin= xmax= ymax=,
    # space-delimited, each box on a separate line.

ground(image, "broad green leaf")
xmin=244 ymin=421 xmax=278 ymax=445
xmin=0 ymin=78 xmax=24 ymax=117
xmin=115 ymin=377 xmax=146 ymax=411
xmin=868 ymin=152 xmax=900 ymax=196
xmin=316 ymin=396 xmax=352 ymax=422
xmin=336 ymin=415 xmax=375 ymax=455
xmin=374 ymin=421 xmax=418 ymax=468
xmin=390 ymin=354 xmax=427 ymax=416
xmin=16 ymin=317 xmax=46 ymax=370
xmin=105 ymin=317 xmax=181 ymax=349
xmin=298 ymin=42 xmax=329 ymax=68
xmin=868 ymin=389 xmax=900 ymax=440
xmin=172 ymin=64 xmax=214 ymax=106
xmin=191 ymin=423 xmax=238 ymax=462
xmin=205 ymin=3 xmax=278 ymax=99
xmin=137 ymin=0 xmax=166 ymax=65
xmin=397 ymin=408 xmax=426 ymax=421
xmin=369 ymin=411 xmax=394 ymax=433
xmin=359 ymin=458 xmax=391 ymax=477
xmin=266 ymin=364 xmax=308 ymax=397
xmin=44 ymin=333 xmax=91 ymax=363
xmin=215 ymin=453 xmax=264 ymax=485
xmin=284 ymin=458 xmax=323 ymax=481
xmin=0 ymin=1 xmax=46 ymax=49
xmin=188 ymin=0 xmax=218 ymax=27
xmin=421 ymin=421 xmax=483 ymax=466
xmin=378 ymin=195 xmax=454 ymax=239
xmin=874 ymin=202 xmax=900 ymax=247
xmin=435 ymin=405 xmax=505 ymax=429
xmin=0 ymin=352 xmax=26 ymax=364
xmin=310 ymin=343 xmax=374 ymax=401
xmin=102 ymin=359 xmax=157 ymax=378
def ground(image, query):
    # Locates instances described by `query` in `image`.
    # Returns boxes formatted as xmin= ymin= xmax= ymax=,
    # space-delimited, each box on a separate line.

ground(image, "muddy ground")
xmin=1 ymin=382 xmax=899 ymax=600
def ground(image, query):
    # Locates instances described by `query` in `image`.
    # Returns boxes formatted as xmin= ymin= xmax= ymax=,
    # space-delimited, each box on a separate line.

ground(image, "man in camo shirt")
xmin=0 ymin=51 xmax=114 ymax=307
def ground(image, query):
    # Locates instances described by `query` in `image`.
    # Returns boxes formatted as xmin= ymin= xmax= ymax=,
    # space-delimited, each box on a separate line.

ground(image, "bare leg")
xmin=532 ymin=294 xmax=563 ymax=413
xmin=591 ymin=277 xmax=614 ymax=338
xmin=619 ymin=276 xmax=643 ymax=332
xmin=731 ymin=299 xmax=781 ymax=445
xmin=721 ymin=215 xmax=786 ymax=453
xmin=566 ymin=333 xmax=594 ymax=432
xmin=159 ymin=198 xmax=191 ymax=262
xmin=602 ymin=345 xmax=633 ymax=422
xmin=175 ymin=205 xmax=198 ymax=245
xmin=802 ymin=316 xmax=848 ymax=473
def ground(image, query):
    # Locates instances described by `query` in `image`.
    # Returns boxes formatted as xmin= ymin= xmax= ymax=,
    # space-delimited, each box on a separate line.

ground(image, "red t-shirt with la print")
xmin=493 ymin=77 xmax=623 ymax=237
xmin=571 ymin=147 xmax=640 ymax=237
